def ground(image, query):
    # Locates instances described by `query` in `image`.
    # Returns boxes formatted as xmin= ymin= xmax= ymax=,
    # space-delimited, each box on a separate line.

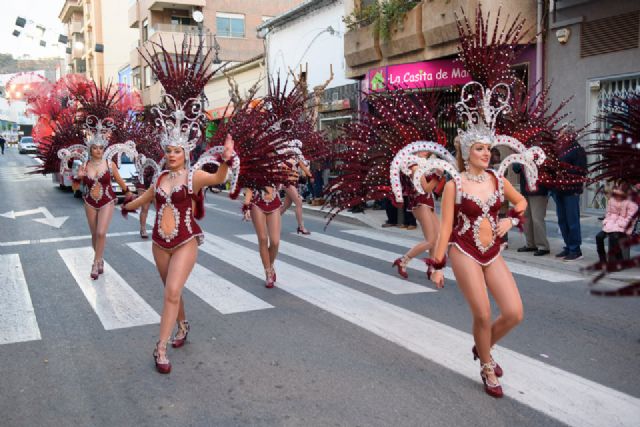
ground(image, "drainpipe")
xmin=536 ymin=0 xmax=544 ymax=96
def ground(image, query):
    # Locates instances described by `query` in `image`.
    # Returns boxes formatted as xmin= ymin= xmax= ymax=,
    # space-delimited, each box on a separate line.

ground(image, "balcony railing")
xmin=151 ymin=23 xmax=200 ymax=34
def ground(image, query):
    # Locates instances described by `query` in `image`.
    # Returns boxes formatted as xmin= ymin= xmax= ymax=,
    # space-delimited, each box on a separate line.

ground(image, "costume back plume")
xmin=323 ymin=84 xmax=442 ymax=225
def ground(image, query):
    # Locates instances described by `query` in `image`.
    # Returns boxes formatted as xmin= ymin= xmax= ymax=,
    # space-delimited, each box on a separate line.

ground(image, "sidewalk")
xmin=300 ymin=201 xmax=639 ymax=286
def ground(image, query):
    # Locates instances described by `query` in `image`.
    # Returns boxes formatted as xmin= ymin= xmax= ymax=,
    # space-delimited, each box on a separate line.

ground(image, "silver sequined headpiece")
xmin=152 ymin=94 xmax=204 ymax=161
xmin=83 ymin=115 xmax=115 ymax=148
xmin=456 ymin=81 xmax=511 ymax=160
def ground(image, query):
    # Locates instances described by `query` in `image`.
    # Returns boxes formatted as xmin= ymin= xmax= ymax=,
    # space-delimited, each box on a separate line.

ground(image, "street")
xmin=1 ymin=148 xmax=639 ymax=427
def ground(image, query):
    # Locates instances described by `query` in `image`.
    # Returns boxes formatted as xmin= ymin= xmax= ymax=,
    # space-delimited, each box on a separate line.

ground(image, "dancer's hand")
xmin=222 ymin=133 xmax=235 ymax=161
xmin=242 ymin=209 xmax=251 ymax=222
xmin=430 ymin=270 xmax=444 ymax=289
xmin=497 ymin=218 xmax=512 ymax=237
xmin=77 ymin=164 xmax=86 ymax=178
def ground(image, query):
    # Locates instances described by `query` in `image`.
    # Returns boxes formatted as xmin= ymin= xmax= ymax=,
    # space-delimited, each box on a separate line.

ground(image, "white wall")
xmin=266 ymin=0 xmax=355 ymax=90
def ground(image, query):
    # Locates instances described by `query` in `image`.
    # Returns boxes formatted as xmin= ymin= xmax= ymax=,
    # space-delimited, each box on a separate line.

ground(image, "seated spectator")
xmin=595 ymin=181 xmax=638 ymax=264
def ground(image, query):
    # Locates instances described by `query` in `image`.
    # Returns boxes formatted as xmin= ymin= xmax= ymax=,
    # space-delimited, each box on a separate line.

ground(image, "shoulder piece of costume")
xmin=136 ymin=155 xmax=165 ymax=188
xmin=390 ymin=141 xmax=458 ymax=204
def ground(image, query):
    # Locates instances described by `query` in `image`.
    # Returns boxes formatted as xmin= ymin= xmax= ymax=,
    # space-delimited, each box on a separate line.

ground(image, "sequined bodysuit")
xmin=82 ymin=160 xmax=116 ymax=210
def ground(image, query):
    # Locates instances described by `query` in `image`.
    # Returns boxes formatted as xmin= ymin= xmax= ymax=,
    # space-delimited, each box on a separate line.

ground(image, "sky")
xmin=0 ymin=0 xmax=66 ymax=59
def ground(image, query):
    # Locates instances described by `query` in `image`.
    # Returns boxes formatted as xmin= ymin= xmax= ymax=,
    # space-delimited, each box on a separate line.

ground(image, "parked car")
xmin=112 ymin=154 xmax=138 ymax=197
xmin=18 ymin=136 xmax=37 ymax=154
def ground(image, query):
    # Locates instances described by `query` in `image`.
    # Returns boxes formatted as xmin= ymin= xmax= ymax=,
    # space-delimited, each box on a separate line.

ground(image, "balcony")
xmin=144 ymin=0 xmax=206 ymax=11
xmin=130 ymin=46 xmax=141 ymax=68
xmin=344 ymin=24 xmax=382 ymax=67
xmin=69 ymin=19 xmax=83 ymax=34
xmin=380 ymin=3 xmax=424 ymax=58
xmin=59 ymin=0 xmax=82 ymax=23
xmin=141 ymin=23 xmax=202 ymax=55
xmin=128 ymin=1 xmax=139 ymax=28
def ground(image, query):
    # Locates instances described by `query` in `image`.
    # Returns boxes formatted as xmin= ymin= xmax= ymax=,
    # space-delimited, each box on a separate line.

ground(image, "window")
xmin=132 ymin=67 xmax=141 ymax=90
xmin=171 ymin=16 xmax=195 ymax=26
xmin=142 ymin=18 xmax=148 ymax=42
xmin=144 ymin=66 xmax=151 ymax=88
xmin=216 ymin=12 xmax=245 ymax=38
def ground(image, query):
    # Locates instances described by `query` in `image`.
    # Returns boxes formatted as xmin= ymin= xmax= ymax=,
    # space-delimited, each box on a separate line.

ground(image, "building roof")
xmin=257 ymin=0 xmax=337 ymax=33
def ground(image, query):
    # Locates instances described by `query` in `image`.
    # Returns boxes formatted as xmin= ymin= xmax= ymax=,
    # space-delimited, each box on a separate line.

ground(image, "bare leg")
xmin=153 ymin=243 xmax=185 ymax=324
xmin=483 ymin=255 xmax=524 ymax=345
xmin=84 ymin=204 xmax=98 ymax=251
xmin=283 ymin=184 xmax=305 ymax=229
xmin=403 ymin=206 xmax=440 ymax=260
xmin=157 ymin=239 xmax=198 ymax=343
xmin=93 ymin=202 xmax=115 ymax=262
xmin=265 ymin=210 xmax=282 ymax=267
xmin=449 ymin=246 xmax=496 ymax=384
xmin=250 ymin=206 xmax=271 ymax=271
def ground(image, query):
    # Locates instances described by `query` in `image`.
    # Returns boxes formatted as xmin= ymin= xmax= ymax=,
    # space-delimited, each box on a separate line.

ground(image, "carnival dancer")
xmin=425 ymin=81 xmax=545 ymax=398
xmin=122 ymin=97 xmax=237 ymax=374
xmin=280 ymin=139 xmax=314 ymax=235
xmin=58 ymin=115 xmax=137 ymax=280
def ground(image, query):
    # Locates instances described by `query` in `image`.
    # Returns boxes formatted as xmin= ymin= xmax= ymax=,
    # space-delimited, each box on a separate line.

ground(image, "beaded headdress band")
xmin=152 ymin=94 xmax=203 ymax=157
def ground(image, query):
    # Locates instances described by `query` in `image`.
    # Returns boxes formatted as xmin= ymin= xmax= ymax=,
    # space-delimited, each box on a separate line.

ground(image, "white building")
xmin=258 ymin=0 xmax=359 ymax=135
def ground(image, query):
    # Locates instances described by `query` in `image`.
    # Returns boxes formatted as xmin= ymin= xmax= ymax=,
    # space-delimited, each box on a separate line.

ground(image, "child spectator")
xmin=595 ymin=181 xmax=638 ymax=264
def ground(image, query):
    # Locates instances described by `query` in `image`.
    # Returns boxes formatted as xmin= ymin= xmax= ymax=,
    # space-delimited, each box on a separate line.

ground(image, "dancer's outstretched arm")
xmin=192 ymin=164 xmax=229 ymax=194
xmin=429 ymin=181 xmax=456 ymax=288
xmin=124 ymin=187 xmax=154 ymax=211
xmin=110 ymin=161 xmax=132 ymax=195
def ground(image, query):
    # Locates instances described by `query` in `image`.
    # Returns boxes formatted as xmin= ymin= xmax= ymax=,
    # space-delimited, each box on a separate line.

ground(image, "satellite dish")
xmin=192 ymin=10 xmax=204 ymax=23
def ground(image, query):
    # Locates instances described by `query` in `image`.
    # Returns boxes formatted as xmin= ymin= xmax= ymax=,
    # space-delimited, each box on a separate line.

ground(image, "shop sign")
xmin=368 ymin=58 xmax=472 ymax=91
xmin=319 ymin=99 xmax=351 ymax=112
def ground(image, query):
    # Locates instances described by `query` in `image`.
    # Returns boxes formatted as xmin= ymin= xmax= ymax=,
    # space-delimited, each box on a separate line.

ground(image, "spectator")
xmin=552 ymin=134 xmax=587 ymax=261
xmin=0 ymin=134 xmax=5 ymax=155
xmin=400 ymin=195 xmax=417 ymax=230
xmin=513 ymin=162 xmax=550 ymax=256
xmin=595 ymin=181 xmax=638 ymax=264
xmin=381 ymin=196 xmax=398 ymax=228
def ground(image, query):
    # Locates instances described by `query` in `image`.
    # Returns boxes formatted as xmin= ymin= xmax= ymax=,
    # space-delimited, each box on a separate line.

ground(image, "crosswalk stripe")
xmin=200 ymin=232 xmax=640 ymax=427
xmin=58 ymin=247 xmax=160 ymax=330
xmin=0 ymin=254 xmax=42 ymax=345
xmin=238 ymin=234 xmax=433 ymax=294
xmin=343 ymin=229 xmax=581 ymax=283
xmin=127 ymin=241 xmax=273 ymax=314
xmin=296 ymin=232 xmax=457 ymax=281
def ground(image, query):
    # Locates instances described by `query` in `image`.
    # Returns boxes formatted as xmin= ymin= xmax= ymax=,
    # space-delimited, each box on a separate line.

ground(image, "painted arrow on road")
xmin=0 ymin=207 xmax=69 ymax=229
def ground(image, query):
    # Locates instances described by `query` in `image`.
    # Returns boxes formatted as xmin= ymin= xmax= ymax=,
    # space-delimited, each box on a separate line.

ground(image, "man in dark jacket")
xmin=551 ymin=139 xmax=587 ymax=261
xmin=0 ymin=135 xmax=5 ymax=155
xmin=513 ymin=163 xmax=550 ymax=256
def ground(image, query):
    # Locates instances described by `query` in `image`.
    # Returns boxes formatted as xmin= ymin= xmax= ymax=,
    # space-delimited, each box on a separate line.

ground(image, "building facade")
xmin=545 ymin=0 xmax=640 ymax=211
xmin=59 ymin=0 xmax=138 ymax=83
xmin=128 ymin=0 xmax=303 ymax=105
xmin=258 ymin=0 xmax=360 ymax=138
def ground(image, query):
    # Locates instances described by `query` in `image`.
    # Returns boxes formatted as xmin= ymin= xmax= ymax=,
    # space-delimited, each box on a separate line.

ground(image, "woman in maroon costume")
xmin=427 ymin=82 xmax=537 ymax=398
xmin=76 ymin=118 xmax=133 ymax=279
xmin=123 ymin=101 xmax=236 ymax=374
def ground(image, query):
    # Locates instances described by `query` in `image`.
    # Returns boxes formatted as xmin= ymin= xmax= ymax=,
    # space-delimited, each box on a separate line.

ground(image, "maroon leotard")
xmin=251 ymin=188 xmax=282 ymax=214
xmin=449 ymin=170 xmax=505 ymax=266
xmin=152 ymin=171 xmax=203 ymax=250
xmin=82 ymin=160 xmax=116 ymax=210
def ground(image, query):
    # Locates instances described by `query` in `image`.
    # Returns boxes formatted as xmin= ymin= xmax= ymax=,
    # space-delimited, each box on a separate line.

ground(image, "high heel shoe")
xmin=265 ymin=268 xmax=275 ymax=288
xmin=97 ymin=259 xmax=104 ymax=275
xmin=296 ymin=226 xmax=311 ymax=235
xmin=480 ymin=363 xmax=503 ymax=398
xmin=392 ymin=257 xmax=409 ymax=279
xmin=472 ymin=345 xmax=503 ymax=377
xmin=172 ymin=320 xmax=190 ymax=348
xmin=153 ymin=340 xmax=171 ymax=374
xmin=140 ymin=228 xmax=149 ymax=239
xmin=90 ymin=261 xmax=99 ymax=280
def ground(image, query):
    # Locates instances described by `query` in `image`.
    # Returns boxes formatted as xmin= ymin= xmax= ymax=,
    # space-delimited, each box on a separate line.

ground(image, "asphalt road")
xmin=1 ymin=146 xmax=639 ymax=427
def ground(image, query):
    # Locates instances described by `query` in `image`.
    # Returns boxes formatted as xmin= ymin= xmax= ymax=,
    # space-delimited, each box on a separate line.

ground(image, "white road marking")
xmin=58 ymin=247 xmax=160 ymax=330
xmin=238 ymin=234 xmax=433 ymax=294
xmin=0 ymin=231 xmax=147 ymax=247
xmin=297 ymin=232 xmax=457 ymax=281
xmin=205 ymin=203 xmax=241 ymax=217
xmin=200 ymin=233 xmax=640 ymax=427
xmin=127 ymin=241 xmax=273 ymax=314
xmin=343 ymin=229 xmax=581 ymax=283
xmin=0 ymin=254 xmax=41 ymax=345
xmin=0 ymin=206 xmax=68 ymax=228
